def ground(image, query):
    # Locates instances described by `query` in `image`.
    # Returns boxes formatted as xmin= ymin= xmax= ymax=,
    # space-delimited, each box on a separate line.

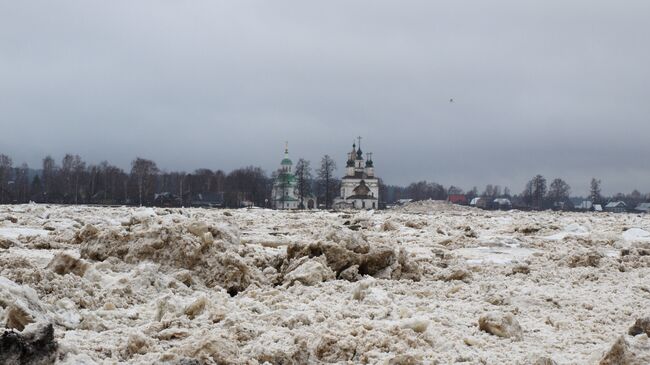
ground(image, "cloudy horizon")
xmin=2 ymin=1 xmax=649 ymax=196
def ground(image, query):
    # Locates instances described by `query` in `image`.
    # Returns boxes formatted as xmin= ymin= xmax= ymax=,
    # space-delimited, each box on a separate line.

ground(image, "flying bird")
xmin=449 ymin=98 xmax=454 ymax=103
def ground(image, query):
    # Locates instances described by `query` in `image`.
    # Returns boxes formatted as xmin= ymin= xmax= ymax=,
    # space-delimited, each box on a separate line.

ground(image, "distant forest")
xmin=0 ymin=153 xmax=647 ymax=209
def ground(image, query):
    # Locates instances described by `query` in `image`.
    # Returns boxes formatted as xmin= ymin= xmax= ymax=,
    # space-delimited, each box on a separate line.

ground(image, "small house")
xmin=635 ymin=202 xmax=650 ymax=213
xmin=191 ymin=192 xmax=224 ymax=208
xmin=604 ymin=201 xmax=627 ymax=213
xmin=448 ymin=194 xmax=468 ymax=205
xmin=493 ymin=198 xmax=512 ymax=210
xmin=553 ymin=199 xmax=574 ymax=211
xmin=574 ymin=200 xmax=593 ymax=210
xmin=153 ymin=192 xmax=180 ymax=207
xmin=396 ymin=199 xmax=413 ymax=206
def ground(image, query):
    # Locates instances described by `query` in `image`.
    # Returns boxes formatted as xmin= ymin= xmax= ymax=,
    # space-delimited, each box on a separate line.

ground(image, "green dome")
xmin=281 ymin=158 xmax=292 ymax=165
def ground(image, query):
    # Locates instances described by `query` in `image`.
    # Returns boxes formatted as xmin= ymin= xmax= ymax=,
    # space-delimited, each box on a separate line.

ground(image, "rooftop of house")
xmin=191 ymin=192 xmax=224 ymax=203
xmin=605 ymin=201 xmax=627 ymax=208
xmin=635 ymin=202 xmax=650 ymax=210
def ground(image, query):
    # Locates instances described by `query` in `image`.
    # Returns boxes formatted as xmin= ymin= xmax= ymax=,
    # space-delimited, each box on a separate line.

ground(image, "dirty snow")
xmin=1 ymin=202 xmax=650 ymax=364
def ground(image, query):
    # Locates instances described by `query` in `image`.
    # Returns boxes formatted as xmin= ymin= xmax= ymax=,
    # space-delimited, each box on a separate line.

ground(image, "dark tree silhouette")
xmin=548 ymin=178 xmax=571 ymax=201
xmin=130 ymin=158 xmax=159 ymax=206
xmin=295 ymin=159 xmax=312 ymax=209
xmin=590 ymin=178 xmax=602 ymax=204
xmin=0 ymin=154 xmax=12 ymax=203
xmin=317 ymin=155 xmax=337 ymax=209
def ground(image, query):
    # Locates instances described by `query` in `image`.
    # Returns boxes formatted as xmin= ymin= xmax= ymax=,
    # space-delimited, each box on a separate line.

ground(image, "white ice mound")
xmin=129 ymin=207 xmax=157 ymax=224
xmin=0 ymin=276 xmax=49 ymax=330
xmin=285 ymin=229 xmax=421 ymax=281
xmin=478 ymin=312 xmax=523 ymax=340
xmin=283 ymin=257 xmax=335 ymax=286
xmin=457 ymin=246 xmax=536 ymax=265
xmin=544 ymin=223 xmax=589 ymax=240
xmin=0 ymin=275 xmax=80 ymax=331
xmin=78 ymin=216 xmax=264 ymax=293
xmin=0 ymin=227 xmax=49 ymax=241
xmin=623 ymin=228 xmax=650 ymax=241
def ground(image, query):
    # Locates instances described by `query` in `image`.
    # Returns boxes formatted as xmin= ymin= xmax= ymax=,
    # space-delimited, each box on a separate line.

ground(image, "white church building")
xmin=271 ymin=145 xmax=317 ymax=210
xmin=333 ymin=138 xmax=379 ymax=210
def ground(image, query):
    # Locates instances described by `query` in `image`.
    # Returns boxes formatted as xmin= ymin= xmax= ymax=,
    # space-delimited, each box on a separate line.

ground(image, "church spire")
xmin=281 ymin=141 xmax=293 ymax=169
xmin=365 ymin=152 xmax=373 ymax=167
xmin=347 ymin=141 xmax=355 ymax=167
xmin=356 ymin=136 xmax=363 ymax=160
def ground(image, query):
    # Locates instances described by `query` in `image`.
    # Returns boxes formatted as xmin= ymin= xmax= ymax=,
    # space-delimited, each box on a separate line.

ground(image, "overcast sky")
xmin=1 ymin=1 xmax=649 ymax=195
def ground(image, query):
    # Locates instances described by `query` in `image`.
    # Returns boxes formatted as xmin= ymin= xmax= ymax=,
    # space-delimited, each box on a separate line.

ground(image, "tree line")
xmin=380 ymin=175 xmax=648 ymax=210
xmin=0 ymin=153 xmax=648 ymax=209
xmin=0 ymin=153 xmax=344 ymax=208
xmin=519 ymin=175 xmax=648 ymax=210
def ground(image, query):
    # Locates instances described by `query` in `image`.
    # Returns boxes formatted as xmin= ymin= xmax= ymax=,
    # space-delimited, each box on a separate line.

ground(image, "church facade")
xmin=271 ymin=145 xmax=317 ymax=210
xmin=333 ymin=138 xmax=379 ymax=210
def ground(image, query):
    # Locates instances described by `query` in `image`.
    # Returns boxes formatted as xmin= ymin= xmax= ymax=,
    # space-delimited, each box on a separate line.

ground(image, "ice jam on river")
xmin=1 ymin=201 xmax=650 ymax=364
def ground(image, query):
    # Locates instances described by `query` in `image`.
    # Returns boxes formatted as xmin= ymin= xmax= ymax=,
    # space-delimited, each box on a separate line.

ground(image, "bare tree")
xmin=96 ymin=162 xmax=127 ymax=204
xmin=15 ymin=163 xmax=30 ymax=203
xmin=224 ymin=166 xmax=268 ymax=207
xmin=503 ymin=187 xmax=511 ymax=198
xmin=0 ymin=154 xmax=12 ymax=203
xmin=532 ymin=175 xmax=547 ymax=209
xmin=192 ymin=169 xmax=216 ymax=193
xmin=42 ymin=156 xmax=56 ymax=203
xmin=547 ymin=178 xmax=571 ymax=201
xmin=61 ymin=154 xmax=74 ymax=200
xmin=482 ymin=184 xmax=501 ymax=198
xmin=590 ymin=178 xmax=602 ymax=204
xmin=522 ymin=180 xmax=533 ymax=206
xmin=317 ymin=155 xmax=337 ymax=209
xmin=627 ymin=189 xmax=643 ymax=207
xmin=131 ymin=158 xmax=159 ymax=206
xmin=71 ymin=155 xmax=86 ymax=204
xmin=99 ymin=161 xmax=110 ymax=202
xmin=447 ymin=185 xmax=464 ymax=195
xmin=466 ymin=186 xmax=479 ymax=201
xmin=31 ymin=175 xmax=43 ymax=202
xmin=406 ymin=181 xmax=447 ymax=201
xmin=295 ymin=159 xmax=312 ymax=209
xmin=523 ymin=175 xmax=547 ymax=209
xmin=213 ymin=170 xmax=226 ymax=194
xmin=87 ymin=164 xmax=99 ymax=202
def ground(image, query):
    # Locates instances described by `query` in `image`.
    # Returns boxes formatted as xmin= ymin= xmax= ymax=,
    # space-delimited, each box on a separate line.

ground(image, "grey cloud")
xmin=1 ymin=0 xmax=649 ymax=196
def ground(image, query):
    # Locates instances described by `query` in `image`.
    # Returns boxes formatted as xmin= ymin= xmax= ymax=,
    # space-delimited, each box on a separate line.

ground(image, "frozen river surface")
xmin=1 ymin=202 xmax=650 ymax=364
